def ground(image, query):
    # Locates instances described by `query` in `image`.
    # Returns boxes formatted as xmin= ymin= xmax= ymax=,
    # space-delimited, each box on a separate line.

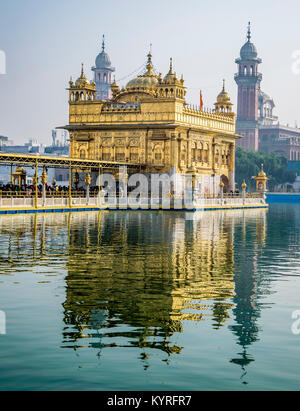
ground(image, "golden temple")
xmin=65 ymin=51 xmax=241 ymax=194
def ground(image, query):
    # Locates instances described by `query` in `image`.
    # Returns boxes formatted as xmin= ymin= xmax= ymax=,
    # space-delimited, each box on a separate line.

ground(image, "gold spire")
xmin=163 ymin=57 xmax=178 ymax=83
xmin=216 ymin=79 xmax=231 ymax=103
xmin=146 ymin=48 xmax=154 ymax=76
xmin=111 ymin=75 xmax=119 ymax=97
xmin=169 ymin=58 xmax=173 ymax=73
xmin=75 ymin=63 xmax=90 ymax=87
xmin=214 ymin=79 xmax=233 ymax=113
xmin=258 ymin=163 xmax=266 ymax=177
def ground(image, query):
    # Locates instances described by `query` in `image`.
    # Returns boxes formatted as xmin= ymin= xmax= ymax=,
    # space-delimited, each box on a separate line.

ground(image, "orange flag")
xmin=200 ymin=90 xmax=204 ymax=111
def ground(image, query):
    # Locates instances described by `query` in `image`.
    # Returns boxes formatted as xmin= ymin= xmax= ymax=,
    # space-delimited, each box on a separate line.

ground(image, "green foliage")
xmin=235 ymin=147 xmax=296 ymax=191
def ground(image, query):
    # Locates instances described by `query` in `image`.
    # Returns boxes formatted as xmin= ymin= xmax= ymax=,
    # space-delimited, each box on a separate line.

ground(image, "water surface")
xmin=0 ymin=205 xmax=300 ymax=390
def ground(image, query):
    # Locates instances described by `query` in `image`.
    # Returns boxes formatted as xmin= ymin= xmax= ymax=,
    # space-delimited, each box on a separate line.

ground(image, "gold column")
xmin=98 ymin=165 xmax=102 ymax=207
xmin=35 ymin=159 xmax=38 ymax=209
xmin=69 ymin=162 xmax=72 ymax=208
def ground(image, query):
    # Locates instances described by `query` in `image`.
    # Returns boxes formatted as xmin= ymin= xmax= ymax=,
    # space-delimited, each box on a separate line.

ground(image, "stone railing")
xmin=0 ymin=192 xmax=266 ymax=210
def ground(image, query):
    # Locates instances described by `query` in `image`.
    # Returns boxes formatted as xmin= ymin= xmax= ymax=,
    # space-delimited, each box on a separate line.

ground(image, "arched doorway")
xmin=221 ymin=174 xmax=230 ymax=193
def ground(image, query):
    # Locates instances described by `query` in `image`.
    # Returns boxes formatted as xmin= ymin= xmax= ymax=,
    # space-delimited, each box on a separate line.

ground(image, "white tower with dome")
xmin=91 ymin=35 xmax=115 ymax=100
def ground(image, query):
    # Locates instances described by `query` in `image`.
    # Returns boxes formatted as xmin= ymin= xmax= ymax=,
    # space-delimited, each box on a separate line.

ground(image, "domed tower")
xmin=234 ymin=22 xmax=262 ymax=151
xmin=68 ymin=64 xmax=96 ymax=103
xmin=91 ymin=35 xmax=115 ymax=100
xmin=214 ymin=80 xmax=233 ymax=114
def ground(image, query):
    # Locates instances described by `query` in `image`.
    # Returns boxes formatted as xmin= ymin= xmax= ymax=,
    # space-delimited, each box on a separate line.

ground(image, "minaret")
xmin=235 ymin=22 xmax=262 ymax=151
xmin=91 ymin=35 xmax=115 ymax=100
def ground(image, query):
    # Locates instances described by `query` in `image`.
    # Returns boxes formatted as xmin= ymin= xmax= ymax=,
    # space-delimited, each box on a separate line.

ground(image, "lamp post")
xmin=33 ymin=160 xmax=38 ymax=209
xmin=41 ymin=167 xmax=48 ymax=207
xmin=242 ymin=180 xmax=247 ymax=205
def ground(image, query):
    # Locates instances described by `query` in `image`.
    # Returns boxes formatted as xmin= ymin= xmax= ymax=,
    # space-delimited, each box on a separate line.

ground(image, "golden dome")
xmin=163 ymin=58 xmax=178 ymax=84
xmin=216 ymin=80 xmax=231 ymax=104
xmin=126 ymin=75 xmax=159 ymax=89
xmin=75 ymin=64 xmax=90 ymax=88
xmin=126 ymin=51 xmax=159 ymax=90
xmin=258 ymin=164 xmax=267 ymax=177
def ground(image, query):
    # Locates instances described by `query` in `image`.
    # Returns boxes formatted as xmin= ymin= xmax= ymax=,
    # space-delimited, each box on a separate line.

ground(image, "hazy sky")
xmin=1 ymin=0 xmax=300 ymax=144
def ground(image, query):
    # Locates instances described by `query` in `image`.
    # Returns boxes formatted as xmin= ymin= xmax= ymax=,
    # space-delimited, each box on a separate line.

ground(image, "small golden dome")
xmin=242 ymin=180 xmax=247 ymax=189
xmin=75 ymin=63 xmax=90 ymax=88
xmin=217 ymin=80 xmax=231 ymax=104
xmin=258 ymin=164 xmax=267 ymax=177
xmin=163 ymin=58 xmax=178 ymax=84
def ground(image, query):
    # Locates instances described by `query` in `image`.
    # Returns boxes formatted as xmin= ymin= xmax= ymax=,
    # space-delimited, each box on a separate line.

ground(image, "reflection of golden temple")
xmin=0 ymin=208 xmax=268 ymax=359
xmin=61 ymin=209 xmax=266 ymax=354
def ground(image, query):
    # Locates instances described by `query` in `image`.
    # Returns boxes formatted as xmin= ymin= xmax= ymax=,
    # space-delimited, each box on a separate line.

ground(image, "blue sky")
xmin=0 ymin=0 xmax=300 ymax=144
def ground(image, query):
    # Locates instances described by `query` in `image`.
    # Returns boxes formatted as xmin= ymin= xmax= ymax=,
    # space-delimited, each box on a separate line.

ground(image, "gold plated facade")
xmin=65 ymin=53 xmax=242 ymax=194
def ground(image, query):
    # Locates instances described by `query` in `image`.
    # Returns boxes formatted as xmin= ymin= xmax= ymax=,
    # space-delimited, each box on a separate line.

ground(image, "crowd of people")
xmin=0 ymin=184 xmax=100 ymax=196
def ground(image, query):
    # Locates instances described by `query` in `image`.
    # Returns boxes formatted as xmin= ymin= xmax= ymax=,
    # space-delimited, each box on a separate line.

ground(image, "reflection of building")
xmin=229 ymin=209 xmax=267 ymax=383
xmin=235 ymin=23 xmax=300 ymax=159
xmin=63 ymin=49 xmax=241 ymax=194
xmin=0 ymin=209 xmax=268 ymax=367
xmin=62 ymin=211 xmax=237 ymax=355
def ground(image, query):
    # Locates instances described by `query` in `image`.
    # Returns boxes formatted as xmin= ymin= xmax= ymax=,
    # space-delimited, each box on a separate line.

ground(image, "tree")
xmin=235 ymin=148 xmax=296 ymax=192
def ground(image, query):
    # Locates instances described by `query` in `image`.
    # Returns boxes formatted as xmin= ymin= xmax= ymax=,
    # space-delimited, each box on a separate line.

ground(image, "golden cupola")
xmin=75 ymin=64 xmax=90 ymax=88
xmin=158 ymin=58 xmax=186 ymax=100
xmin=163 ymin=58 xmax=178 ymax=84
xmin=258 ymin=163 xmax=267 ymax=177
xmin=126 ymin=51 xmax=160 ymax=91
xmin=68 ymin=63 xmax=96 ymax=102
xmin=110 ymin=76 xmax=119 ymax=98
xmin=214 ymin=80 xmax=233 ymax=113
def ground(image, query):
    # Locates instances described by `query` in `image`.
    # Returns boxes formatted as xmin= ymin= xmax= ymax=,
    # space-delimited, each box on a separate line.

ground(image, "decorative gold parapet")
xmin=69 ymin=98 xmax=236 ymax=134
xmin=179 ymin=106 xmax=236 ymax=133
